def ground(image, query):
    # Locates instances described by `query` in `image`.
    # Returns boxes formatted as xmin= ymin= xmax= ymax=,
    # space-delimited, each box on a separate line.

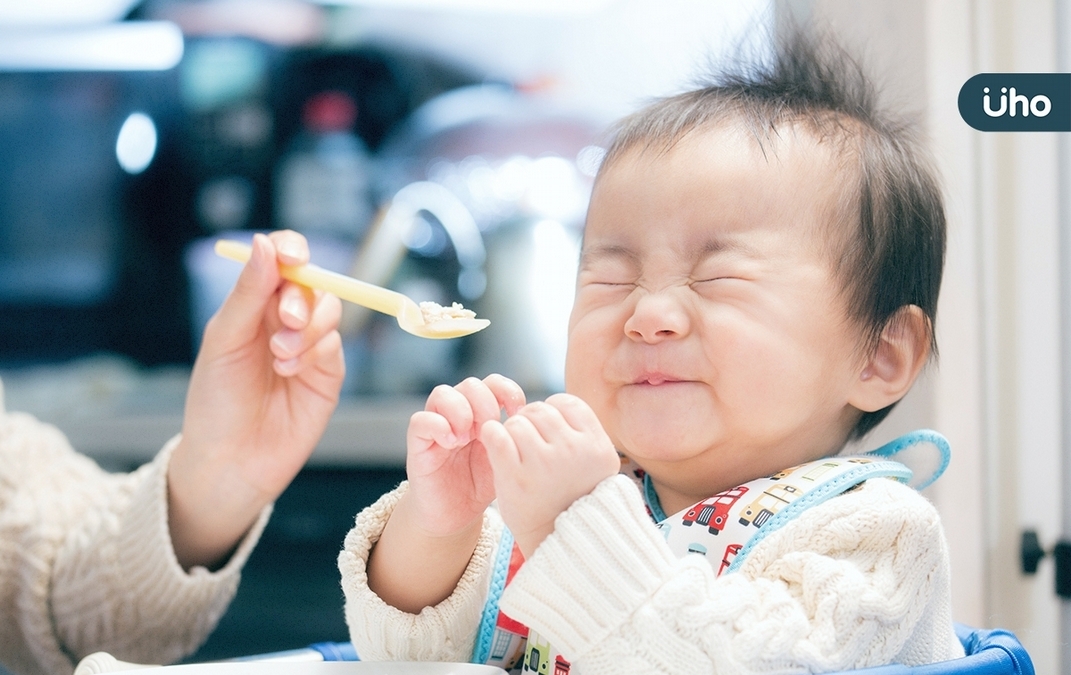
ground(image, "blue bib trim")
xmin=865 ymin=428 xmax=951 ymax=490
xmin=471 ymin=525 xmax=515 ymax=664
xmin=644 ymin=473 xmax=667 ymax=522
xmin=724 ymin=459 xmax=912 ymax=574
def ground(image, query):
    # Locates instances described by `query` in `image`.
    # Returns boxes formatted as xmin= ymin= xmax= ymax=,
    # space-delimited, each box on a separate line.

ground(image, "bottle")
xmin=275 ymin=90 xmax=373 ymax=241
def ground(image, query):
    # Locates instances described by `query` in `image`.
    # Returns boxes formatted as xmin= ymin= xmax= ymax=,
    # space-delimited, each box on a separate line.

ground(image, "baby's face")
xmin=565 ymin=125 xmax=867 ymax=501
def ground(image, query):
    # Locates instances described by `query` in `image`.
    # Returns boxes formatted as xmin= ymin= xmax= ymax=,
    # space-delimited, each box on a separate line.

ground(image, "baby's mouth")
xmin=633 ymin=373 xmax=686 ymax=386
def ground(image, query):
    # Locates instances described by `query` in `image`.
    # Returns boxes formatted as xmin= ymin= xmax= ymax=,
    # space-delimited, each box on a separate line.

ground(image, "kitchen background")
xmin=0 ymin=0 xmax=1069 ymax=672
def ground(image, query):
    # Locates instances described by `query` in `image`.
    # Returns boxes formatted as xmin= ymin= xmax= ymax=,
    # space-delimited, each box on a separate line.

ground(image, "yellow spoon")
xmin=214 ymin=239 xmax=490 ymax=340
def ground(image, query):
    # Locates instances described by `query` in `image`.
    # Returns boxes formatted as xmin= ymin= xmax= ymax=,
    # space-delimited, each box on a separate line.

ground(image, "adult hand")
xmin=481 ymin=393 xmax=620 ymax=558
xmin=168 ymin=231 xmax=345 ymax=570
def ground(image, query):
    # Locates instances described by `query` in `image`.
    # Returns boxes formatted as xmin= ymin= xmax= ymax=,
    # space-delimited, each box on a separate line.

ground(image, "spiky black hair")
xmin=599 ymin=30 xmax=945 ymax=441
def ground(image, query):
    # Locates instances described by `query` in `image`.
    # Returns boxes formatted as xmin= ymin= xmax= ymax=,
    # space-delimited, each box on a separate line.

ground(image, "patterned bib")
xmin=471 ymin=430 xmax=950 ymax=674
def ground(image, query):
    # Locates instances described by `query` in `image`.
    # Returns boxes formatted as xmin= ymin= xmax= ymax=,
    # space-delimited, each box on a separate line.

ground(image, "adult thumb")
xmin=207 ymin=233 xmax=280 ymax=344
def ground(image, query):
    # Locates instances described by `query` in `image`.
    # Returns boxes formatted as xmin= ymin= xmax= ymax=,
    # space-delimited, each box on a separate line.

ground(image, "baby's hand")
xmin=405 ymin=374 xmax=525 ymax=539
xmin=481 ymin=393 xmax=620 ymax=558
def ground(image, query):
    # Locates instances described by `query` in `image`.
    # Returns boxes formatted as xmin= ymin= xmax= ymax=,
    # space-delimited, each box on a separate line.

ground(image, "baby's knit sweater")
xmin=340 ymin=473 xmax=964 ymax=674
xmin=0 ymin=383 xmax=269 ymax=675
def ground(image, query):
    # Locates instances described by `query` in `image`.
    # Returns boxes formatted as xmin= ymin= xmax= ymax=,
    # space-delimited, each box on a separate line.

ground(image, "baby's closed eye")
xmin=692 ymin=274 xmax=739 ymax=284
xmin=690 ymin=269 xmax=749 ymax=287
xmin=577 ymin=266 xmax=638 ymax=288
xmin=690 ymin=258 xmax=757 ymax=288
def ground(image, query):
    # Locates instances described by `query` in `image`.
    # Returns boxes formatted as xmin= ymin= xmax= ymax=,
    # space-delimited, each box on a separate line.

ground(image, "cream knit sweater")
xmin=0 ymin=382 xmax=269 ymax=675
xmin=340 ymin=473 xmax=964 ymax=674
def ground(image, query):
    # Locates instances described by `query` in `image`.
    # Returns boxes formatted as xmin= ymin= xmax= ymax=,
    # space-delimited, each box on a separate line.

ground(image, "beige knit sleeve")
xmin=0 ymin=409 xmax=269 ymax=675
xmin=51 ymin=435 xmax=269 ymax=669
xmin=338 ymin=482 xmax=503 ymax=663
xmin=499 ymin=474 xmax=963 ymax=675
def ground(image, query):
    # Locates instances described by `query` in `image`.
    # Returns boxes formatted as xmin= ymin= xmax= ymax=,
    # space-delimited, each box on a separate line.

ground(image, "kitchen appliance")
xmin=0 ymin=34 xmax=480 ymax=368
xmin=0 ymin=64 xmax=192 ymax=366
xmin=369 ymin=84 xmax=603 ymax=396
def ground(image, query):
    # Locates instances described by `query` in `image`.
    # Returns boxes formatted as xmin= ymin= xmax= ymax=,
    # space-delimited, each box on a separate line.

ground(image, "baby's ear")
xmin=849 ymin=305 xmax=932 ymax=413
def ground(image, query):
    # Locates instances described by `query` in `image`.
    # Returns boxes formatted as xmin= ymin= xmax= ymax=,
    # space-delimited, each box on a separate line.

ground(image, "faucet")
xmin=340 ymin=180 xmax=486 ymax=337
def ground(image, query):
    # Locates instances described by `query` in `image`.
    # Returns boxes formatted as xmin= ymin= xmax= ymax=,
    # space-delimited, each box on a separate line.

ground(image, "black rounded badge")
xmin=958 ymin=73 xmax=1071 ymax=132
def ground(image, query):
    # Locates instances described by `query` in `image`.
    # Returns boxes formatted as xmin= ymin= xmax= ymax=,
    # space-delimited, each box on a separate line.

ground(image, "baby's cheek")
xmin=563 ymin=329 xmax=602 ymax=393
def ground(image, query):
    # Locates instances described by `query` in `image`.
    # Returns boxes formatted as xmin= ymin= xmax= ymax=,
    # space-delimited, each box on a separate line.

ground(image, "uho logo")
xmin=959 ymin=73 xmax=1070 ymax=131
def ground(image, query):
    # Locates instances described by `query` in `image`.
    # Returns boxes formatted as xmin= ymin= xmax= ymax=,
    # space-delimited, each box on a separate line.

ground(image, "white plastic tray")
xmin=176 ymin=665 xmax=502 ymax=675
xmin=76 ymin=657 xmax=506 ymax=675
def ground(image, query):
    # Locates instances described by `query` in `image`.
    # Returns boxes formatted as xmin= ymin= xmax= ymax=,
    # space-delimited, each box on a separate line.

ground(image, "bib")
xmin=471 ymin=430 xmax=950 ymax=674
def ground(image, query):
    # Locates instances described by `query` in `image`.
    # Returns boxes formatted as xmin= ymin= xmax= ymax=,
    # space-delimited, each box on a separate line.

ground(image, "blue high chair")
xmin=73 ymin=623 xmax=1033 ymax=674
xmin=836 ymin=624 xmax=1035 ymax=674
xmin=232 ymin=623 xmax=1033 ymax=674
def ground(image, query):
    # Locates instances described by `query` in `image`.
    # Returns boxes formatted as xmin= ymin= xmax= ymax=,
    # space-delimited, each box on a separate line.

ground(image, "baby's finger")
xmin=501 ymin=413 xmax=550 ymax=463
xmin=510 ymin=401 xmax=568 ymax=440
xmin=454 ymin=377 xmax=504 ymax=429
xmin=544 ymin=393 xmax=604 ymax=434
xmin=480 ymin=419 xmax=520 ymax=470
xmin=425 ymin=384 xmax=475 ymax=443
xmin=408 ymin=410 xmax=458 ymax=451
xmin=483 ymin=373 xmax=526 ymax=417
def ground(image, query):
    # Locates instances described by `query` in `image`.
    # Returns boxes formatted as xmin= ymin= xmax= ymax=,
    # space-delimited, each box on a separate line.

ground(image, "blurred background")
xmin=0 ymin=0 xmax=774 ymax=663
xmin=0 ymin=0 xmax=1069 ymax=672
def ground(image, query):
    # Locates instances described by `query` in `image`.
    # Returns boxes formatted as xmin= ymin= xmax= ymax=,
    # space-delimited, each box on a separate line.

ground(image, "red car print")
xmin=681 ymin=486 xmax=749 ymax=535
xmin=719 ymin=543 xmax=742 ymax=576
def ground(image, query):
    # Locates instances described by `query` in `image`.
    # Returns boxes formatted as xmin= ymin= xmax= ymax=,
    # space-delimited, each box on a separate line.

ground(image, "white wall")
xmin=797 ymin=1 xmax=1066 ymax=672
xmin=973 ymin=3 xmax=1063 ymax=671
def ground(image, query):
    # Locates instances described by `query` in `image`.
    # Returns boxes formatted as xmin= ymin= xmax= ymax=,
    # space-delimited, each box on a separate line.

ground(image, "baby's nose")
xmin=623 ymin=290 xmax=691 ymax=343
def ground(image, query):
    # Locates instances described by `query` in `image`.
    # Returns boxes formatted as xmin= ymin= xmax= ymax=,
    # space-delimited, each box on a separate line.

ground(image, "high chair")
xmin=73 ymin=623 xmax=1033 ymax=675
xmin=834 ymin=624 xmax=1034 ymax=674
xmin=247 ymin=624 xmax=1035 ymax=674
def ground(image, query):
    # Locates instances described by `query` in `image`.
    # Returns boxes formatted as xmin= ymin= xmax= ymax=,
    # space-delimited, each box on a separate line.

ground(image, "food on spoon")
xmin=419 ymin=301 xmax=478 ymax=324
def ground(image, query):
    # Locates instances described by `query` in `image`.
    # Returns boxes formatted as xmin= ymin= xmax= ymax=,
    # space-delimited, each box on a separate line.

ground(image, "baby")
xmin=339 ymin=33 xmax=962 ymax=674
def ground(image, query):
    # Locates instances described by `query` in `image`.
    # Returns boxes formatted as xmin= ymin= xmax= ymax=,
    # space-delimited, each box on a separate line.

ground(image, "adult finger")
xmin=276 ymin=283 xmax=317 ymax=330
xmin=267 ymin=229 xmax=310 ymax=266
xmin=268 ymin=230 xmax=315 ymax=330
xmin=273 ymin=328 xmax=344 ymax=384
xmin=269 ymin=292 xmax=342 ymax=362
xmin=206 ymin=233 xmax=281 ymax=347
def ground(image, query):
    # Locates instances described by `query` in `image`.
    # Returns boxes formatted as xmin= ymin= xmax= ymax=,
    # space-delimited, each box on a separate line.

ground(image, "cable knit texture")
xmin=339 ymin=481 xmax=503 ymax=663
xmin=0 ymin=380 xmax=270 ymax=675
xmin=340 ymin=474 xmax=963 ymax=674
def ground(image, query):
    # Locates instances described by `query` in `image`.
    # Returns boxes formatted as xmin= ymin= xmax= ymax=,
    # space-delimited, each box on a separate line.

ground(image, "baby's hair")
xmin=598 ymin=30 xmax=946 ymax=441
